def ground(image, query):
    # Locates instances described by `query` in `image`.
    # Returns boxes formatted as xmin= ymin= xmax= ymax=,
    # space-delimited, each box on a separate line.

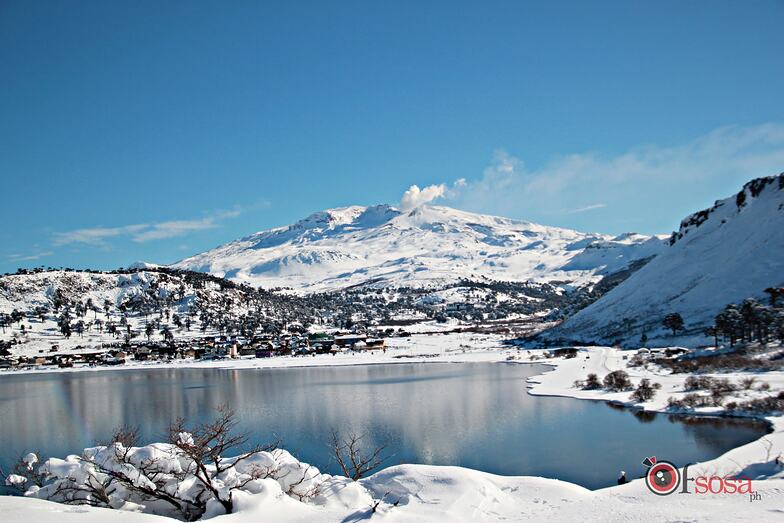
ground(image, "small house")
xmin=334 ymin=334 xmax=367 ymax=348
xmin=365 ymin=338 xmax=386 ymax=350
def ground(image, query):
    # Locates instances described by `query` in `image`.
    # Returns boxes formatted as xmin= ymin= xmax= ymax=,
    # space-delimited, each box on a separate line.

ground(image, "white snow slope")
xmin=547 ymin=173 xmax=784 ymax=346
xmin=174 ymin=204 xmax=664 ymax=292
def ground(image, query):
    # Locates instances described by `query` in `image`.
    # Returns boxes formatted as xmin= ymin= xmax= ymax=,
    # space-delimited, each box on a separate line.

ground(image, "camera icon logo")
xmin=642 ymin=456 xmax=681 ymax=495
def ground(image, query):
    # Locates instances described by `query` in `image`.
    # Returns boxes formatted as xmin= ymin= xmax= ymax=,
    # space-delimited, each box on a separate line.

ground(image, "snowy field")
xmin=2 ymin=337 xmax=784 ymax=522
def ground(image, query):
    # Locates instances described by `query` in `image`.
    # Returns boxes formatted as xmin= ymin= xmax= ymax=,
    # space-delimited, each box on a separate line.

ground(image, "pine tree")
xmin=662 ymin=313 xmax=684 ymax=336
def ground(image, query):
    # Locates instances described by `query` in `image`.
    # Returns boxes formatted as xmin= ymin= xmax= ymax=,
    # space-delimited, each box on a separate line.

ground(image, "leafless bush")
xmin=1 ymin=451 xmax=46 ymax=493
xmin=631 ymin=379 xmax=658 ymax=402
xmin=656 ymin=353 xmax=781 ymax=374
xmin=577 ymin=373 xmax=602 ymax=390
xmin=684 ymin=375 xmax=714 ymax=391
xmin=725 ymin=392 xmax=784 ymax=415
xmin=628 ymin=354 xmax=646 ymax=367
xmin=740 ymin=377 xmax=757 ymax=390
xmin=5 ymin=406 xmax=281 ymax=521
xmin=666 ymin=393 xmax=718 ymax=410
xmin=166 ymin=405 xmax=279 ymax=515
xmin=603 ymin=370 xmax=632 ymax=391
xmin=274 ymin=460 xmax=321 ymax=502
xmin=709 ymin=378 xmax=738 ymax=395
xmin=329 ymin=431 xmax=387 ymax=481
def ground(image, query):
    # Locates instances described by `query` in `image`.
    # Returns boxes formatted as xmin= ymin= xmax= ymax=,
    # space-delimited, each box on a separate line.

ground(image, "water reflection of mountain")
xmin=0 ymin=363 xmax=768 ymax=489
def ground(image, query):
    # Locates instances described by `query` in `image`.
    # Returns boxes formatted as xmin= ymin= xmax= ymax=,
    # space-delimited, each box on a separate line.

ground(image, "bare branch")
xmin=329 ymin=430 xmax=388 ymax=481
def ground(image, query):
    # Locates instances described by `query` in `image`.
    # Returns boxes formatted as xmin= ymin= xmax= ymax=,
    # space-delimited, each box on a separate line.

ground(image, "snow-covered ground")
xmin=5 ymin=461 xmax=782 ymax=523
xmin=2 ymin=339 xmax=784 ymax=521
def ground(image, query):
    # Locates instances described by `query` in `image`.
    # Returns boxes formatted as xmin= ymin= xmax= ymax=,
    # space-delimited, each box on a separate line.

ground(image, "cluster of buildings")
xmin=0 ymin=330 xmax=399 ymax=371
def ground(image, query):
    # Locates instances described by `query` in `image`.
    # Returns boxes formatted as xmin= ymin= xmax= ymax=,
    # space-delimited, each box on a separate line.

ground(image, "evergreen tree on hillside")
xmin=57 ymin=311 xmax=72 ymax=338
xmin=716 ymin=305 xmax=743 ymax=346
xmin=160 ymin=325 xmax=174 ymax=342
xmin=662 ymin=313 xmax=684 ymax=336
xmin=51 ymin=288 xmax=66 ymax=311
xmin=704 ymin=326 xmax=718 ymax=348
xmin=764 ymin=287 xmax=783 ymax=307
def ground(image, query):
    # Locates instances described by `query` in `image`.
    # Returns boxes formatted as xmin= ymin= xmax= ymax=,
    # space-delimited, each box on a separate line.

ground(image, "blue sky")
xmin=1 ymin=0 xmax=783 ymax=273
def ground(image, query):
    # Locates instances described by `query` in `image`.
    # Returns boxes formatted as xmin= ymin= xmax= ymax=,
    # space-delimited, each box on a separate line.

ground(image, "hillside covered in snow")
xmin=543 ymin=173 xmax=784 ymax=346
xmin=174 ymin=205 xmax=664 ymax=292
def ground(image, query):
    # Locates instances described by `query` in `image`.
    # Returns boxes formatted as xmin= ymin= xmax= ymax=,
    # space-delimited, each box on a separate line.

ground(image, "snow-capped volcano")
xmin=174 ymin=204 xmax=665 ymax=292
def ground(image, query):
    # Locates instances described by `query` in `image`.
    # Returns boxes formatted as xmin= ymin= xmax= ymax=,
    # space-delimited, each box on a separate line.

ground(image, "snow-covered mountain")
xmin=544 ymin=173 xmax=784 ymax=346
xmin=174 ymin=205 xmax=665 ymax=292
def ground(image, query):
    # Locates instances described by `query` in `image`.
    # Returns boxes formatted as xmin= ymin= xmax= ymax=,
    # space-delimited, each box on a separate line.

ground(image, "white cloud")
xmin=568 ymin=203 xmax=607 ymax=214
xmin=400 ymin=183 xmax=447 ymax=210
xmin=443 ymin=123 xmax=784 ymax=232
xmin=52 ymin=206 xmax=249 ymax=246
xmin=7 ymin=251 xmax=54 ymax=262
xmin=53 ymin=224 xmax=148 ymax=246
xmin=131 ymin=218 xmax=217 ymax=242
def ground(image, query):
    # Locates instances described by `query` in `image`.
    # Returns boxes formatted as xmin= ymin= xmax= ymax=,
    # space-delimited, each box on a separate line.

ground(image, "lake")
xmin=0 ymin=362 xmax=769 ymax=489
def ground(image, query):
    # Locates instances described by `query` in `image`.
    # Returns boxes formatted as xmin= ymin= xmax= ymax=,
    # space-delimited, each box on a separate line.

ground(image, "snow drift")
xmin=8 ymin=444 xmax=370 ymax=521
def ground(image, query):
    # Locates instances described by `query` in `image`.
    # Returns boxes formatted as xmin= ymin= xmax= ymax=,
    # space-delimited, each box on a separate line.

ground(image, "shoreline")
xmin=2 ymin=338 xmax=780 ymax=478
xmin=2 ymin=338 xmax=782 ymax=521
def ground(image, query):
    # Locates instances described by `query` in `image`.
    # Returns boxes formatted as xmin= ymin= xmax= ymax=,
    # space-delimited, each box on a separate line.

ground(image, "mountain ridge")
xmin=541 ymin=172 xmax=784 ymax=346
xmin=173 ymin=204 xmax=665 ymax=293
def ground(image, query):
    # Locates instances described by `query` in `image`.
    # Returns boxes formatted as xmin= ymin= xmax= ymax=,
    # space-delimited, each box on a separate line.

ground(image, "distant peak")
xmin=127 ymin=261 xmax=159 ymax=270
xmin=293 ymin=206 xmax=366 ymax=229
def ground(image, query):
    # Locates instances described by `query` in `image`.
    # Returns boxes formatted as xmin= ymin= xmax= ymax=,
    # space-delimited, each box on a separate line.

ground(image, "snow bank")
xmin=11 ymin=443 xmax=371 ymax=521
xmin=4 ymin=459 xmax=783 ymax=522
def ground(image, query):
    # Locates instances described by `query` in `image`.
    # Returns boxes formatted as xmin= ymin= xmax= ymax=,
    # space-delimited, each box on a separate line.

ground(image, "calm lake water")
xmin=0 ymin=362 xmax=769 ymax=489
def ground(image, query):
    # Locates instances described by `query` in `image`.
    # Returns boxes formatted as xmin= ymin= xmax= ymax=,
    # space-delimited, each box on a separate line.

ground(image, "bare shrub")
xmin=603 ymin=370 xmax=632 ymax=391
xmin=726 ymin=392 xmax=784 ymax=415
xmin=582 ymin=373 xmax=602 ymax=390
xmin=666 ymin=393 xmax=716 ymax=410
xmin=684 ymin=375 xmax=714 ymax=391
xmin=330 ymin=431 xmax=387 ymax=481
xmin=631 ymin=379 xmax=658 ymax=402
xmin=0 ymin=451 xmax=45 ymax=493
xmin=628 ymin=354 xmax=646 ymax=367
xmin=3 ymin=406 xmax=283 ymax=521
xmin=708 ymin=378 xmax=738 ymax=395
xmin=165 ymin=405 xmax=279 ymax=515
xmin=655 ymin=353 xmax=781 ymax=374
